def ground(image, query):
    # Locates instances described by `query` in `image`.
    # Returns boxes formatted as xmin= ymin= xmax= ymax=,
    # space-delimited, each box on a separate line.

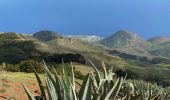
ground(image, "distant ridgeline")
xmin=0 ymin=31 xmax=86 ymax=64
xmin=1 ymin=30 xmax=170 ymax=64
xmin=100 ymin=30 xmax=170 ymax=59
xmin=110 ymin=50 xmax=170 ymax=64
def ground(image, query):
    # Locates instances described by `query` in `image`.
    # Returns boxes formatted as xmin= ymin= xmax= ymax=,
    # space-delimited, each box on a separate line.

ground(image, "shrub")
xmin=18 ymin=60 xmax=43 ymax=73
xmin=4 ymin=64 xmax=20 ymax=72
xmin=46 ymin=53 xmax=86 ymax=64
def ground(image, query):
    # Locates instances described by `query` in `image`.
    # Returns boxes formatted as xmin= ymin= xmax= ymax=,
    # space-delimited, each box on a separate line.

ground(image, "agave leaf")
xmin=151 ymin=91 xmax=161 ymax=100
xmin=104 ymin=77 xmax=124 ymax=100
xmin=62 ymin=61 xmax=71 ymax=91
xmin=97 ymin=79 xmax=107 ymax=92
xmin=91 ymin=79 xmax=97 ymax=95
xmin=46 ymin=78 xmax=58 ymax=99
xmin=107 ymin=71 xmax=115 ymax=80
xmin=53 ymin=68 xmax=62 ymax=100
xmin=70 ymin=62 xmax=77 ymax=100
xmin=42 ymin=61 xmax=61 ymax=99
xmin=88 ymin=68 xmax=98 ymax=88
xmin=103 ymin=80 xmax=109 ymax=97
xmin=148 ymin=85 xmax=152 ymax=99
xmin=129 ymin=83 xmax=135 ymax=95
xmin=71 ymin=85 xmax=78 ymax=100
xmin=46 ymin=81 xmax=52 ymax=100
xmin=22 ymin=84 xmax=36 ymax=100
xmin=79 ymin=74 xmax=92 ymax=100
xmin=88 ymin=60 xmax=101 ymax=83
xmin=101 ymin=61 xmax=108 ymax=79
xmin=62 ymin=76 xmax=71 ymax=100
xmin=70 ymin=86 xmax=73 ymax=100
xmin=31 ymin=64 xmax=47 ymax=100
xmin=69 ymin=85 xmax=76 ymax=100
xmin=70 ymin=62 xmax=76 ymax=90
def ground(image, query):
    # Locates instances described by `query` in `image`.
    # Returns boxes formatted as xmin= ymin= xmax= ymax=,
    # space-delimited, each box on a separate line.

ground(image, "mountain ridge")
xmin=148 ymin=36 xmax=170 ymax=45
xmin=1 ymin=30 xmax=170 ymax=58
xmin=100 ymin=30 xmax=152 ymax=56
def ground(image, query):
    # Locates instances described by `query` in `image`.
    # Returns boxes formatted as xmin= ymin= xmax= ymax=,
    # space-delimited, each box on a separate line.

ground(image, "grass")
xmin=0 ymin=71 xmax=46 ymax=83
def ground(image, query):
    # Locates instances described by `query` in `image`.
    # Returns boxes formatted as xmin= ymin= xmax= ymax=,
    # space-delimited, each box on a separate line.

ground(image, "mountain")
xmin=33 ymin=30 xmax=62 ymax=41
xmin=65 ymin=35 xmax=103 ymax=43
xmin=148 ymin=36 xmax=170 ymax=45
xmin=147 ymin=36 xmax=170 ymax=58
xmin=100 ymin=30 xmax=152 ymax=55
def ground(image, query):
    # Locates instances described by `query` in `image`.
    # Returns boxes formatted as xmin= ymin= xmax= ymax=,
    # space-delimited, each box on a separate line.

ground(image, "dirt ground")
xmin=0 ymin=71 xmax=82 ymax=100
xmin=0 ymin=72 xmax=46 ymax=100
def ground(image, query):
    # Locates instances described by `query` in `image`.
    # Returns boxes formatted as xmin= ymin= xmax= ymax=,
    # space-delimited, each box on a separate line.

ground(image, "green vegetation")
xmin=100 ymin=30 xmax=152 ymax=55
xmin=0 ymin=32 xmax=21 ymax=40
xmin=23 ymin=61 xmax=170 ymax=100
xmin=0 ymin=40 xmax=40 ymax=64
xmin=150 ymin=43 xmax=170 ymax=58
xmin=33 ymin=30 xmax=62 ymax=41
xmin=48 ymin=37 xmax=106 ymax=53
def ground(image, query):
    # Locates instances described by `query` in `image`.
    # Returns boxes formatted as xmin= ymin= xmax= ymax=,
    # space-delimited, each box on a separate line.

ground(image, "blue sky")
xmin=0 ymin=0 xmax=170 ymax=39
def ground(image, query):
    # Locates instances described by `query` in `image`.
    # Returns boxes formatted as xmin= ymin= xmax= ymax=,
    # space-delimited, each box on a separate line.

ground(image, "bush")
xmin=46 ymin=53 xmax=86 ymax=64
xmin=17 ymin=60 xmax=43 ymax=73
xmin=4 ymin=64 xmax=20 ymax=72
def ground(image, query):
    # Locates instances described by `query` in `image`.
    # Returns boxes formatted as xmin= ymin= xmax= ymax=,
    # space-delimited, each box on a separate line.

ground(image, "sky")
xmin=0 ymin=0 xmax=170 ymax=39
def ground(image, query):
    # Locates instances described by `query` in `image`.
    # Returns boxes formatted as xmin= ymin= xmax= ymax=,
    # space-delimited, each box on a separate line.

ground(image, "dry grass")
xmin=0 ymin=71 xmax=46 ymax=83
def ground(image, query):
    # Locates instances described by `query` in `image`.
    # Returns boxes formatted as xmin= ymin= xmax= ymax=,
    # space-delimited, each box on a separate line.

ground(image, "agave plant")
xmin=23 ymin=61 xmax=170 ymax=100
xmin=23 ymin=61 xmax=125 ymax=100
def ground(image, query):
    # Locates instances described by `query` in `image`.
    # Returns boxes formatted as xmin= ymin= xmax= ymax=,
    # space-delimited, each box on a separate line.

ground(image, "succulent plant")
xmin=23 ymin=61 xmax=170 ymax=100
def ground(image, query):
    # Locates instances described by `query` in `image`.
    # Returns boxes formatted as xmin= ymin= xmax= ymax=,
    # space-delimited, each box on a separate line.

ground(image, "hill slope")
xmin=148 ymin=36 xmax=170 ymax=46
xmin=100 ymin=30 xmax=152 ymax=55
xmin=148 ymin=36 xmax=170 ymax=58
xmin=48 ymin=37 xmax=106 ymax=53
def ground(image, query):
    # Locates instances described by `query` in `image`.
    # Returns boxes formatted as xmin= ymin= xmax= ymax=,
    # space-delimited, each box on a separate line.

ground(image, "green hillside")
xmin=150 ymin=43 xmax=170 ymax=58
xmin=33 ymin=30 xmax=62 ymax=41
xmin=148 ymin=36 xmax=170 ymax=58
xmin=100 ymin=30 xmax=152 ymax=56
xmin=48 ymin=37 xmax=106 ymax=53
